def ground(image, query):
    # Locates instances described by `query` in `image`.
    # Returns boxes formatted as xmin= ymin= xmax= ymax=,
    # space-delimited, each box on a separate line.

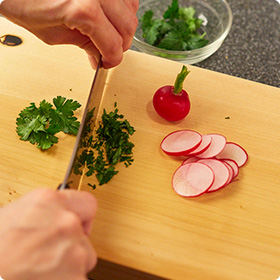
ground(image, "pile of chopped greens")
xmin=16 ymin=96 xmax=81 ymax=150
xmin=74 ymin=103 xmax=135 ymax=188
xmin=140 ymin=0 xmax=208 ymax=51
xmin=16 ymin=98 xmax=135 ymax=187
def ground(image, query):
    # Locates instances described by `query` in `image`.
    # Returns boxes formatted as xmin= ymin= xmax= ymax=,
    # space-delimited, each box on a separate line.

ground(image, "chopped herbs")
xmin=17 ymin=97 xmax=135 ymax=188
xmin=74 ymin=103 xmax=135 ymax=188
xmin=16 ymin=96 xmax=81 ymax=149
xmin=140 ymin=0 xmax=208 ymax=51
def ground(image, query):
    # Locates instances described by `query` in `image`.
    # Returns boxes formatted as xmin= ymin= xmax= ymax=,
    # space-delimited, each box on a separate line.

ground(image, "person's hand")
xmin=0 ymin=188 xmax=98 ymax=280
xmin=0 ymin=0 xmax=139 ymax=69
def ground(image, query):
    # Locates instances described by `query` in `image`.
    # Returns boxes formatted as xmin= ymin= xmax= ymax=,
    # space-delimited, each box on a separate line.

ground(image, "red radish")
xmin=172 ymin=162 xmax=214 ymax=197
xmin=221 ymin=159 xmax=239 ymax=178
xmin=197 ymin=159 xmax=230 ymax=192
xmin=197 ymin=134 xmax=227 ymax=158
xmin=216 ymin=142 xmax=248 ymax=167
xmin=161 ymin=130 xmax=202 ymax=156
xmin=187 ymin=134 xmax=212 ymax=156
xmin=153 ymin=66 xmax=191 ymax=122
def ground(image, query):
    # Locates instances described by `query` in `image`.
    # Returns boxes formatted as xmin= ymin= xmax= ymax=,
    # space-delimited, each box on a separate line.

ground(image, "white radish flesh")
xmin=187 ymin=134 xmax=212 ymax=156
xmin=161 ymin=130 xmax=202 ymax=156
xmin=197 ymin=134 xmax=227 ymax=158
xmin=172 ymin=162 xmax=214 ymax=197
xmin=221 ymin=159 xmax=239 ymax=178
xmin=197 ymin=159 xmax=230 ymax=192
xmin=216 ymin=142 xmax=248 ymax=167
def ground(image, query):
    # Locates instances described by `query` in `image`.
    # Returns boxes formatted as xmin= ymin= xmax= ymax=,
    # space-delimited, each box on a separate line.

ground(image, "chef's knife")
xmin=57 ymin=58 xmax=167 ymax=280
xmin=58 ymin=58 xmax=108 ymax=190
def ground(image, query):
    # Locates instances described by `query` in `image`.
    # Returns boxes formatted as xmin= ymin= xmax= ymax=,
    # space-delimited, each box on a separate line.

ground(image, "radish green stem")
xmin=173 ymin=66 xmax=190 ymax=95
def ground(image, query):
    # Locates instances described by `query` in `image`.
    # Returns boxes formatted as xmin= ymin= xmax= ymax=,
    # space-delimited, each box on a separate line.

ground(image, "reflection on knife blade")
xmin=59 ymin=58 xmax=108 ymax=190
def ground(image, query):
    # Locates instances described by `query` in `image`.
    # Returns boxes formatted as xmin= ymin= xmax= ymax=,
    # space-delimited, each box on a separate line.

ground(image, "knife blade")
xmin=59 ymin=58 xmax=108 ymax=190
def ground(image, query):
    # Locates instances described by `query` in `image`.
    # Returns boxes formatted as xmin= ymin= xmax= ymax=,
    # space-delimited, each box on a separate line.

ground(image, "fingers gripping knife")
xmin=58 ymin=58 xmax=108 ymax=190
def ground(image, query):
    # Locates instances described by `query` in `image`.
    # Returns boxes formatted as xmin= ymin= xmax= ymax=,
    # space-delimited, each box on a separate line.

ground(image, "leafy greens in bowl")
xmin=141 ymin=0 xmax=209 ymax=51
xmin=133 ymin=0 xmax=233 ymax=64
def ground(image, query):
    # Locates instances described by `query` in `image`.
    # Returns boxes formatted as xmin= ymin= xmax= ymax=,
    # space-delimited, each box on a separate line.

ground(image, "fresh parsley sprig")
xmin=16 ymin=96 xmax=81 ymax=150
xmin=140 ymin=0 xmax=208 ymax=51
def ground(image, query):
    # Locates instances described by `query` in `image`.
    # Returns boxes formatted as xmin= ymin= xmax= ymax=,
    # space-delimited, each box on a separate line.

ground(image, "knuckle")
xmin=29 ymin=188 xmax=58 ymax=204
xmin=124 ymin=0 xmax=139 ymax=13
xmin=124 ymin=14 xmax=138 ymax=37
xmin=64 ymin=3 xmax=99 ymax=33
xmin=131 ymin=0 xmax=139 ymax=13
xmin=112 ymin=35 xmax=124 ymax=53
xmin=121 ymin=14 xmax=138 ymax=51
xmin=130 ymin=14 xmax=139 ymax=35
xmin=103 ymin=36 xmax=123 ymax=67
xmin=88 ymin=247 xmax=98 ymax=270
xmin=104 ymin=52 xmax=123 ymax=68
xmin=73 ymin=246 xmax=88 ymax=263
xmin=69 ymin=245 xmax=91 ymax=270
xmin=56 ymin=213 xmax=81 ymax=235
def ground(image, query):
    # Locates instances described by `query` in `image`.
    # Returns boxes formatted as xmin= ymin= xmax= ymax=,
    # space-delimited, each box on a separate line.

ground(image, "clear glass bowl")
xmin=132 ymin=0 xmax=233 ymax=64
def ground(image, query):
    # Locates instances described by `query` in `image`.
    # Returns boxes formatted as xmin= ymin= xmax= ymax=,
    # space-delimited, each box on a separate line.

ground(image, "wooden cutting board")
xmin=1 ymin=18 xmax=280 ymax=280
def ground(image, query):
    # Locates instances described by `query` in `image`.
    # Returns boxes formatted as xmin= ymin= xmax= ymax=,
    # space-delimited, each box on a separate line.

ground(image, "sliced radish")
xmin=172 ymin=162 xmax=214 ymax=197
xmin=187 ymin=134 xmax=212 ymax=156
xmin=216 ymin=142 xmax=248 ymax=167
xmin=221 ymin=159 xmax=239 ymax=178
xmin=162 ymin=129 xmax=248 ymax=197
xmin=222 ymin=161 xmax=235 ymax=185
xmin=197 ymin=159 xmax=230 ymax=192
xmin=161 ymin=130 xmax=202 ymax=156
xmin=197 ymin=134 xmax=227 ymax=158
xmin=182 ymin=156 xmax=199 ymax=165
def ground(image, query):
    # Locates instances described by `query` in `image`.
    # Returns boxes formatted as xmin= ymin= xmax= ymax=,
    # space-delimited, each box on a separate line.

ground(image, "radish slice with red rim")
xmin=222 ymin=161 xmax=235 ymax=185
xmin=221 ymin=159 xmax=239 ymax=178
xmin=187 ymin=134 xmax=212 ymax=156
xmin=197 ymin=159 xmax=230 ymax=193
xmin=197 ymin=134 xmax=227 ymax=158
xmin=182 ymin=156 xmax=199 ymax=165
xmin=172 ymin=162 xmax=214 ymax=197
xmin=161 ymin=130 xmax=202 ymax=156
xmin=216 ymin=142 xmax=248 ymax=167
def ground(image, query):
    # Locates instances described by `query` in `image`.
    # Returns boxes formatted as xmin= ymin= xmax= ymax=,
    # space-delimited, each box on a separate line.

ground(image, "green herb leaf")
xmin=140 ymin=0 xmax=209 ymax=51
xmin=163 ymin=0 xmax=179 ymax=20
xmin=73 ymin=103 xmax=135 ymax=188
xmin=157 ymin=29 xmax=185 ymax=51
xmin=53 ymin=96 xmax=81 ymax=117
xmin=16 ymin=96 xmax=81 ymax=150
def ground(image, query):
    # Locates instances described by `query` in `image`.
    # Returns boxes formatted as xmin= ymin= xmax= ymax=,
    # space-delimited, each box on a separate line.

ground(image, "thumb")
xmin=58 ymin=190 xmax=98 ymax=235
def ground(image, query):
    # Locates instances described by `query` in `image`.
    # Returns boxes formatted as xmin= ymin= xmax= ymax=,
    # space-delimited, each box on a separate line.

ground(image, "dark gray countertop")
xmin=195 ymin=0 xmax=280 ymax=88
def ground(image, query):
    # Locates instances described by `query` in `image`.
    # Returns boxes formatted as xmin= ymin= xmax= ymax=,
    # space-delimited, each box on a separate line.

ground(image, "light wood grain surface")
xmin=1 ymin=18 xmax=280 ymax=280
